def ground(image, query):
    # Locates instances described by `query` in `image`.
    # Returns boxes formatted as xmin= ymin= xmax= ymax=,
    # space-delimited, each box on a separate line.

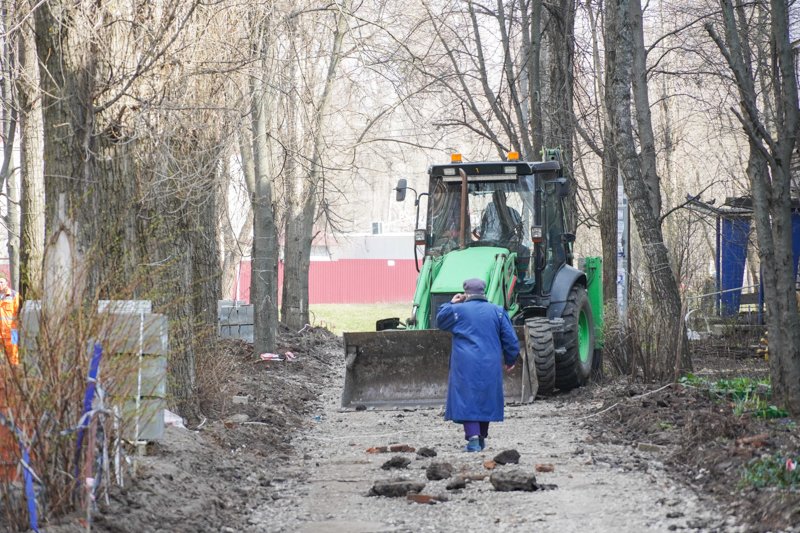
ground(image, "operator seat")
xmin=479 ymin=202 xmax=522 ymax=243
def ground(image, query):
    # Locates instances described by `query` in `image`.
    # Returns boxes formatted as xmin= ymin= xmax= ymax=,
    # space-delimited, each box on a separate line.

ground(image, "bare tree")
xmin=32 ymin=0 xmax=235 ymax=415
xmin=0 ymin=0 xmax=19 ymax=288
xmin=281 ymin=0 xmax=350 ymax=331
xmin=250 ymin=7 xmax=281 ymax=355
xmin=605 ymin=0 xmax=689 ymax=379
xmin=16 ymin=2 xmax=44 ymax=298
xmin=705 ymin=0 xmax=800 ymax=412
xmin=575 ymin=0 xmax=619 ymax=307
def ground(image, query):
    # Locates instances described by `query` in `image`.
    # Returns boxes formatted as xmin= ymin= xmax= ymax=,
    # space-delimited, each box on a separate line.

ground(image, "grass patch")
xmin=742 ymin=454 xmax=800 ymax=489
xmin=680 ymin=374 xmax=771 ymax=399
xmin=680 ymin=374 xmax=787 ymax=419
xmin=309 ymin=303 xmax=411 ymax=335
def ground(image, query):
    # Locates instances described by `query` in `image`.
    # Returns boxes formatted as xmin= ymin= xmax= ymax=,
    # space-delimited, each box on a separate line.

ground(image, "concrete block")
xmin=106 ymin=354 xmax=167 ymax=399
xmin=98 ymin=300 xmax=152 ymax=314
xmin=98 ymin=313 xmax=168 ymax=355
xmin=121 ymin=398 xmax=166 ymax=441
xmin=219 ymin=305 xmax=254 ymax=326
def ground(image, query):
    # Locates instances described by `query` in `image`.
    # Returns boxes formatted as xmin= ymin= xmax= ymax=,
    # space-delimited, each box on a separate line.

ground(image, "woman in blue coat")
xmin=436 ymin=278 xmax=519 ymax=452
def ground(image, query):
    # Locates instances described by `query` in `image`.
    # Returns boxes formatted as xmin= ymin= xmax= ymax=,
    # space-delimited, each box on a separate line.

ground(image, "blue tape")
xmin=21 ymin=446 xmax=38 ymax=532
xmin=74 ymin=343 xmax=103 ymax=488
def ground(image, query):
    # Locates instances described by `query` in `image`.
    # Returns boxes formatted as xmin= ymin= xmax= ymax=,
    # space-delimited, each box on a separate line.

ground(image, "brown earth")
xmin=590 ymin=341 xmax=799 ymax=532
xmin=40 ymin=329 xmax=799 ymax=532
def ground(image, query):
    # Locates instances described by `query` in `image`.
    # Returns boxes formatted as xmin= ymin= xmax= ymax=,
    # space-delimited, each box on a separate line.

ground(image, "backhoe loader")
xmin=342 ymin=151 xmax=603 ymax=409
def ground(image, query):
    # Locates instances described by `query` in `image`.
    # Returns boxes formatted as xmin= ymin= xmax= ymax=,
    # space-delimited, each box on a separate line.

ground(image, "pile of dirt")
xmin=203 ymin=325 xmax=342 ymax=458
xmin=589 ymin=350 xmax=800 ymax=532
xmin=45 ymin=325 xmax=342 ymax=532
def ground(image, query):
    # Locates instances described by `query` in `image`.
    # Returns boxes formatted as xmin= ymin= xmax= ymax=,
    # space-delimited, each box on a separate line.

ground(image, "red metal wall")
xmin=232 ymin=259 xmax=418 ymax=304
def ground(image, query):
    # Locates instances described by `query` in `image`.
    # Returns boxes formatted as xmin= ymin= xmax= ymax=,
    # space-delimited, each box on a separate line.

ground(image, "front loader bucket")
xmin=342 ymin=327 xmax=537 ymax=410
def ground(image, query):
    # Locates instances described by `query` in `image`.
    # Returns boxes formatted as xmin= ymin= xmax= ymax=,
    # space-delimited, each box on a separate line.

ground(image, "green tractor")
xmin=342 ymin=151 xmax=603 ymax=409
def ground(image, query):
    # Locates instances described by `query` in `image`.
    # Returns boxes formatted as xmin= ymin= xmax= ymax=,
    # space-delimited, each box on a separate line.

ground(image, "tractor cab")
xmin=414 ymin=153 xmax=572 ymax=304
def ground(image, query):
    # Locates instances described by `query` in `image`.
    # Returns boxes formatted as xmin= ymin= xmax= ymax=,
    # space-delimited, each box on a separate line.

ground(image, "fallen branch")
xmin=576 ymin=383 xmax=674 ymax=420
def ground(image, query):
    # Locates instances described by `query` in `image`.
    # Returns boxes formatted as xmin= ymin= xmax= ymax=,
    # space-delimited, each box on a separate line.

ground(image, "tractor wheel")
xmin=525 ymin=317 xmax=556 ymax=395
xmin=555 ymin=285 xmax=595 ymax=391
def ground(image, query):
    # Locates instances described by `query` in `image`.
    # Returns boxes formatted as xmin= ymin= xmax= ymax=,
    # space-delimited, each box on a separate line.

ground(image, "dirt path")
xmin=50 ymin=333 xmax=789 ymax=532
xmin=242 ymin=360 xmax=732 ymax=532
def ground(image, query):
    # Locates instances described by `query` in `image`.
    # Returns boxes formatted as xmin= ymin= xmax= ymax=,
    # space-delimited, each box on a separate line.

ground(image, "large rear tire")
xmin=525 ymin=317 xmax=556 ymax=395
xmin=555 ymin=285 xmax=595 ymax=391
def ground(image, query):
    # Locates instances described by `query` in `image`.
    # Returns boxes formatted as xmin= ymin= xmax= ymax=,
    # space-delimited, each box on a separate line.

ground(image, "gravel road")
xmin=246 ymin=365 xmax=735 ymax=533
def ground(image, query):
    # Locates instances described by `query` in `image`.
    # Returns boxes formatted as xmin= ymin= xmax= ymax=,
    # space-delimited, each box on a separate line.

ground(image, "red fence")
xmin=232 ymin=259 xmax=418 ymax=304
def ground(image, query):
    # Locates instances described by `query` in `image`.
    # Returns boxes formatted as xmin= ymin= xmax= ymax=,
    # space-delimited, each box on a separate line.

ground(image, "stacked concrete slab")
xmin=19 ymin=300 xmax=168 ymax=441
xmin=218 ymin=300 xmax=253 ymax=343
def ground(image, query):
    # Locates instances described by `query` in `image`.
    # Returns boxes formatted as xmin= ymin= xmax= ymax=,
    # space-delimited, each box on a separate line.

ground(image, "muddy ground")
xmin=43 ymin=327 xmax=799 ymax=532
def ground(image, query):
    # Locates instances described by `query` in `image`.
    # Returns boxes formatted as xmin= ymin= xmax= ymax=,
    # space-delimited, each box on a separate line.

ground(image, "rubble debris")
xmin=366 ymin=446 xmax=388 ymax=454
xmin=381 ymin=456 xmax=411 ymax=470
xmin=489 ymin=469 xmax=538 ymax=492
xmin=416 ymin=447 xmax=437 ymax=458
xmin=406 ymin=494 xmax=448 ymax=504
xmin=425 ymin=462 xmax=453 ymax=480
xmin=389 ymin=444 xmax=416 ymax=453
xmin=446 ymin=477 xmax=467 ymax=490
xmin=535 ymin=463 xmax=555 ymax=473
xmin=368 ymin=480 xmax=426 ymax=497
xmin=493 ymin=449 xmax=521 ymax=465
xmin=483 ymin=460 xmax=496 ymax=470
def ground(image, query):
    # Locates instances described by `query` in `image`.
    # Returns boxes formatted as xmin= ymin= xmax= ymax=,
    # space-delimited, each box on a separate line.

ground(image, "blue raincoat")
xmin=436 ymin=298 xmax=519 ymax=422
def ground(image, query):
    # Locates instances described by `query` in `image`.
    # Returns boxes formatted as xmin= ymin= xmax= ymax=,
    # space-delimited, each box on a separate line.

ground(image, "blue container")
xmin=719 ymin=217 xmax=750 ymax=316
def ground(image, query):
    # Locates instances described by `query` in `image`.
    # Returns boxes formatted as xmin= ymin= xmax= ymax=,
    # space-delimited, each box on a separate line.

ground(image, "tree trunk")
xmin=1 ymin=0 xmax=18 ymax=289
xmin=33 ymin=1 xmax=135 ymax=296
xmin=520 ymin=0 xmax=543 ymax=160
xmin=706 ymin=0 xmax=800 ymax=412
xmin=34 ymin=0 xmax=221 ymax=418
xmin=17 ymin=25 xmax=45 ymax=298
xmin=544 ymin=0 xmax=576 ymax=227
xmin=596 ymin=0 xmax=619 ymax=308
xmin=251 ymin=47 xmax=279 ymax=354
xmin=630 ymin=0 xmax=661 ymax=217
xmin=606 ymin=0 xmax=688 ymax=379
xmin=281 ymin=16 xmax=303 ymax=329
xmin=600 ymin=128 xmax=619 ymax=308
xmin=281 ymin=3 xmax=349 ymax=331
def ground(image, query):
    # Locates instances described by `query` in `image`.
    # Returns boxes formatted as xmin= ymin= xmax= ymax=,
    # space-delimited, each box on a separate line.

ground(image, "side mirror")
xmin=395 ymin=179 xmax=408 ymax=202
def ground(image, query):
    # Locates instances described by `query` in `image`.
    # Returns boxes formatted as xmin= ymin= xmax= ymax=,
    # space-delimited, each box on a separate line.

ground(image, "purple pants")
xmin=463 ymin=421 xmax=489 ymax=440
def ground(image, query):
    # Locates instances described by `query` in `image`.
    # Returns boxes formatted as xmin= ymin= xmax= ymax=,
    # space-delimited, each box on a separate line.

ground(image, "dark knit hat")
xmin=463 ymin=278 xmax=486 ymax=295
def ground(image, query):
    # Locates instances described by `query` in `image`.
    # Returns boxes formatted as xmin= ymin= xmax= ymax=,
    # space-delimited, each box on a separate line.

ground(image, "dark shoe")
xmin=465 ymin=436 xmax=481 ymax=452
xmin=479 ymin=437 xmax=486 ymax=450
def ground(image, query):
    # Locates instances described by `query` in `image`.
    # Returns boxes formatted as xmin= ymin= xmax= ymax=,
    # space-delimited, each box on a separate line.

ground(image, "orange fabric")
xmin=0 ymin=376 xmax=18 ymax=481
xmin=0 ymin=288 xmax=20 ymax=366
